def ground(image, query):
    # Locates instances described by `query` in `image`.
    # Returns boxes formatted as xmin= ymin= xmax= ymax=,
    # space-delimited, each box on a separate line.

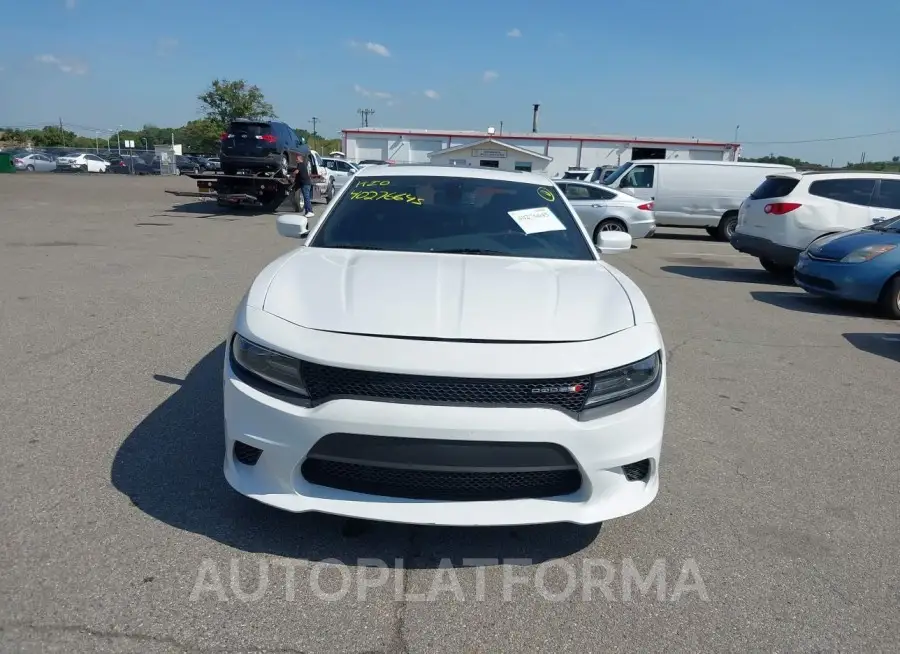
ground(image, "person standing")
xmin=294 ymin=153 xmax=314 ymax=218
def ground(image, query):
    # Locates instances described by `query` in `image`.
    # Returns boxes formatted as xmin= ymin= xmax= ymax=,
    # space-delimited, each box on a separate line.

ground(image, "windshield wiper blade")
xmin=433 ymin=248 xmax=507 ymax=255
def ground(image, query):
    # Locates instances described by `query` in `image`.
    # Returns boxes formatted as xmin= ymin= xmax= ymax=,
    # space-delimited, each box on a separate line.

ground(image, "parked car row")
xmin=732 ymin=170 xmax=900 ymax=317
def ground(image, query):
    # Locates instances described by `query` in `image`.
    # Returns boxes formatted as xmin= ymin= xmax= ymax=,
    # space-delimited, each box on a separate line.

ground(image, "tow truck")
xmin=164 ymin=150 xmax=335 ymax=212
xmin=165 ymin=168 xmax=304 ymax=212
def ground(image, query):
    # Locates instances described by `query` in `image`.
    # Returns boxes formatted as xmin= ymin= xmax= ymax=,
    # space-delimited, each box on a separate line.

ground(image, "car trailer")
xmin=165 ymin=169 xmax=303 ymax=212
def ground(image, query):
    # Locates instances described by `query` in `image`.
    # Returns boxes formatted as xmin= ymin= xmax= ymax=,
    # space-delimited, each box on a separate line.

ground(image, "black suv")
xmin=219 ymin=118 xmax=306 ymax=176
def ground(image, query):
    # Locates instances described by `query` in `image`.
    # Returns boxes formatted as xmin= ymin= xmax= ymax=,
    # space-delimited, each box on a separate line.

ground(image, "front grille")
xmin=795 ymin=271 xmax=836 ymax=290
xmin=301 ymin=458 xmax=582 ymax=501
xmin=299 ymin=361 xmax=592 ymax=413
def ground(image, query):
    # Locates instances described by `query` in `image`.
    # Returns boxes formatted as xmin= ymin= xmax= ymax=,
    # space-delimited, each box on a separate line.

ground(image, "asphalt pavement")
xmin=1 ymin=173 xmax=897 ymax=653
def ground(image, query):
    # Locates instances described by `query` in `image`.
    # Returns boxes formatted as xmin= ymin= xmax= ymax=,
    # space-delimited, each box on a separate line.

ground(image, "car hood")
xmin=809 ymin=228 xmax=900 ymax=259
xmin=262 ymin=248 xmax=634 ymax=342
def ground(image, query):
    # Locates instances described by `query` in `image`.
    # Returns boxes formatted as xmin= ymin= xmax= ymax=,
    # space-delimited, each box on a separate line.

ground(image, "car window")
xmin=324 ymin=160 xmax=337 ymax=170
xmin=750 ymin=176 xmax=799 ymax=200
xmin=588 ymin=186 xmax=616 ymax=201
xmin=85 ymin=154 xmax=99 ymax=161
xmin=808 ymin=178 xmax=876 ymax=206
xmin=338 ymin=161 xmax=354 ymax=172
xmin=620 ymin=165 xmax=654 ymax=189
xmin=874 ymin=179 xmax=900 ymax=211
xmin=310 ymin=175 xmax=596 ymax=261
xmin=563 ymin=184 xmax=590 ymax=200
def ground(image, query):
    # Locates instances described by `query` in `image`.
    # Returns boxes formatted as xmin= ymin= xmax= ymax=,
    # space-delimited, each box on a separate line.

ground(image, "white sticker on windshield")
xmin=507 ymin=207 xmax=567 ymax=235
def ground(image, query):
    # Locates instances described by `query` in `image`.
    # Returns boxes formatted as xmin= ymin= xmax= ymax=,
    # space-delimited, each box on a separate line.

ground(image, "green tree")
xmin=893 ymin=156 xmax=899 ymax=163
xmin=180 ymin=118 xmax=224 ymax=154
xmin=198 ymin=79 xmax=275 ymax=126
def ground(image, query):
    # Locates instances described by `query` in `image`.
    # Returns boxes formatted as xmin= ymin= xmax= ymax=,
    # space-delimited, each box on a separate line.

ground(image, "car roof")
xmin=629 ymin=159 xmax=793 ymax=169
xmin=354 ymin=164 xmax=550 ymax=185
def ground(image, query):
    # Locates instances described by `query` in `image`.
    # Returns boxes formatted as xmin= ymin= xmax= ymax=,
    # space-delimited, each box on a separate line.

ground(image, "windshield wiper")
xmin=325 ymin=244 xmax=386 ymax=251
xmin=432 ymin=248 xmax=508 ymax=256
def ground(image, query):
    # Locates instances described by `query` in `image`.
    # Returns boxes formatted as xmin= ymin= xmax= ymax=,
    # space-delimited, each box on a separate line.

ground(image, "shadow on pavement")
xmin=750 ymin=291 xmax=881 ymax=317
xmin=661 ymin=265 xmax=794 ymax=286
xmin=842 ymin=333 xmax=900 ymax=362
xmin=650 ymin=231 xmax=715 ymax=241
xmin=113 ymin=344 xmax=601 ymax=568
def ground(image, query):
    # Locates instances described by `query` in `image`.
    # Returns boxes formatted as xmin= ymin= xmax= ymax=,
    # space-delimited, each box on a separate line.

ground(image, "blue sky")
xmin=1 ymin=0 xmax=898 ymax=164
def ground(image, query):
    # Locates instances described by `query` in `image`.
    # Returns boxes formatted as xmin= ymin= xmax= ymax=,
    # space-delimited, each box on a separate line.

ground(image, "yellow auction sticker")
xmin=537 ymin=187 xmax=555 ymax=202
xmin=350 ymin=190 xmax=423 ymax=205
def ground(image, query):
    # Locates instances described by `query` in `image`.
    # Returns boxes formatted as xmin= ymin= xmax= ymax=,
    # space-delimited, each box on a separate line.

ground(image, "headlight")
xmin=841 ymin=244 xmax=896 ymax=263
xmin=231 ymin=334 xmax=308 ymax=396
xmin=584 ymin=351 xmax=661 ymax=408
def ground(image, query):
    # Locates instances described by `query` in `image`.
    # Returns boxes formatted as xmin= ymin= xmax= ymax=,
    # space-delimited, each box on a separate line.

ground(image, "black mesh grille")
xmin=301 ymin=458 xmax=582 ymax=501
xmin=622 ymin=459 xmax=651 ymax=482
xmin=795 ymin=271 xmax=836 ymax=290
xmin=233 ymin=441 xmax=263 ymax=466
xmin=299 ymin=361 xmax=592 ymax=413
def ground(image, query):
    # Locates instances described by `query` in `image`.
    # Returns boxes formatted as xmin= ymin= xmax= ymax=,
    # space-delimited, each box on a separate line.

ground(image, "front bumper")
xmin=731 ymin=232 xmax=801 ymax=267
xmin=794 ymin=254 xmax=887 ymax=304
xmin=222 ymin=317 xmax=665 ymax=527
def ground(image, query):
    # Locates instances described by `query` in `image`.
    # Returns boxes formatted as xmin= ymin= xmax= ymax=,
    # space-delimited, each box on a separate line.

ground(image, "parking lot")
xmin=1 ymin=172 xmax=897 ymax=653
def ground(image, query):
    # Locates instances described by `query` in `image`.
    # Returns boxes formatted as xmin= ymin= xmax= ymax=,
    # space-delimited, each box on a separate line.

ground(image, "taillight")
xmin=220 ymin=132 xmax=229 ymax=141
xmin=257 ymin=134 xmax=277 ymax=143
xmin=637 ymin=202 xmax=654 ymax=211
xmin=764 ymin=202 xmax=802 ymax=215
xmin=13 ymin=158 xmax=22 ymax=164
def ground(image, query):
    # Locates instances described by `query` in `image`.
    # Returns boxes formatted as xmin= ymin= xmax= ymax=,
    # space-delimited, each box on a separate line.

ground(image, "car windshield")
xmin=601 ymin=162 xmax=632 ymax=185
xmin=310 ymin=174 xmax=596 ymax=261
xmin=867 ymin=215 xmax=900 ymax=232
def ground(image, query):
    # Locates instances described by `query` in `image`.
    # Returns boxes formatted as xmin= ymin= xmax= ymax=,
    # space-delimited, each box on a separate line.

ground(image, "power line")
xmin=740 ymin=128 xmax=900 ymax=146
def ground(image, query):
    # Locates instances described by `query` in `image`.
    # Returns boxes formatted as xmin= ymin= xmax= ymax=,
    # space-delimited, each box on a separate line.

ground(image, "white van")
xmin=732 ymin=171 xmax=900 ymax=274
xmin=601 ymin=159 xmax=796 ymax=240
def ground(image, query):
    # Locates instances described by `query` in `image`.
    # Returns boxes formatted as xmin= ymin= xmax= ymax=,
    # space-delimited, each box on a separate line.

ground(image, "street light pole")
xmin=116 ymin=125 xmax=122 ymax=153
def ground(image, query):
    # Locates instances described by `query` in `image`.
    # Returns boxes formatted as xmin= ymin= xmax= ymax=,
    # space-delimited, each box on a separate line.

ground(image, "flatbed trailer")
xmin=165 ymin=170 xmax=302 ymax=212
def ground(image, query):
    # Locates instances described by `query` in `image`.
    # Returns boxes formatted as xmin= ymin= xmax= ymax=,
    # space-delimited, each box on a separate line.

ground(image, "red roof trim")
xmin=341 ymin=128 xmax=736 ymax=148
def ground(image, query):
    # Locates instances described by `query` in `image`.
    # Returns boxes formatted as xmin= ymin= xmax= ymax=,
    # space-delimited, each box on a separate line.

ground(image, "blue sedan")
xmin=794 ymin=215 xmax=900 ymax=319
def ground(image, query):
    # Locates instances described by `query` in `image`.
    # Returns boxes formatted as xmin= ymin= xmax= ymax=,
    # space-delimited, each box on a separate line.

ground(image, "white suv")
xmin=732 ymin=171 xmax=900 ymax=275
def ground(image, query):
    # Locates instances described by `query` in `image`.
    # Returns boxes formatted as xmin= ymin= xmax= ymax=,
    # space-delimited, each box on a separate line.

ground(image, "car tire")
xmin=715 ymin=212 xmax=738 ymax=241
xmin=878 ymin=275 xmax=900 ymax=319
xmin=290 ymin=187 xmax=302 ymax=213
xmin=325 ymin=182 xmax=335 ymax=203
xmin=280 ymin=154 xmax=289 ymax=176
xmin=26 ymin=164 xmax=35 ymax=172
xmin=759 ymin=257 xmax=793 ymax=277
xmin=705 ymin=227 xmax=718 ymax=238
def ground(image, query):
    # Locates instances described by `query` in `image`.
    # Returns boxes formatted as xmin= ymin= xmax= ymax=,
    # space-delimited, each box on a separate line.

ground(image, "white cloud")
xmin=64 ymin=0 xmax=76 ymax=8
xmin=423 ymin=89 xmax=440 ymax=100
xmin=35 ymin=54 xmax=88 ymax=75
xmin=354 ymin=84 xmax=392 ymax=100
xmin=507 ymin=28 xmax=522 ymax=37
xmin=156 ymin=37 xmax=178 ymax=56
xmin=482 ymin=70 xmax=499 ymax=83
xmin=348 ymin=40 xmax=391 ymax=57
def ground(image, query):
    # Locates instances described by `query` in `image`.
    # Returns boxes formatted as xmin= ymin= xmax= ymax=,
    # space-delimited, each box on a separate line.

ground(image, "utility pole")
xmin=310 ymin=116 xmax=319 ymax=151
xmin=59 ymin=117 xmax=65 ymax=146
xmin=357 ymin=108 xmax=374 ymax=127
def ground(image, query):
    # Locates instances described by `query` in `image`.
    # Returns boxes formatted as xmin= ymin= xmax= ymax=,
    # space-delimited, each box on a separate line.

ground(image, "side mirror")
xmin=276 ymin=214 xmax=310 ymax=239
xmin=597 ymin=231 xmax=632 ymax=254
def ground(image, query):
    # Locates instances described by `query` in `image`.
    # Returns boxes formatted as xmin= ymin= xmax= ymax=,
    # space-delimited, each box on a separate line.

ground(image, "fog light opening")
xmin=233 ymin=441 xmax=263 ymax=466
xmin=622 ymin=458 xmax=651 ymax=482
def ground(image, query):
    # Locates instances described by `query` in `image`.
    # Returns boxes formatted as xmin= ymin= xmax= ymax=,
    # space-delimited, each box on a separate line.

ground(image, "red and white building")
xmin=341 ymin=127 xmax=740 ymax=177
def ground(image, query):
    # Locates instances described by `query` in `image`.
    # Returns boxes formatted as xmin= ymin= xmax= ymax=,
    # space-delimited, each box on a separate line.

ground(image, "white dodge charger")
xmin=224 ymin=165 xmax=666 ymax=526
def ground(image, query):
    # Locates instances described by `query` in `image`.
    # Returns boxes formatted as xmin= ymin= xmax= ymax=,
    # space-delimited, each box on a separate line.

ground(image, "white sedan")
xmin=55 ymin=153 xmax=110 ymax=173
xmin=224 ymin=166 xmax=666 ymax=526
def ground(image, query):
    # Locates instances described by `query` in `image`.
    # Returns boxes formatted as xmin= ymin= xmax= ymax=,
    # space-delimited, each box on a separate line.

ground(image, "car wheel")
xmin=325 ymin=182 xmax=335 ymax=203
xmin=759 ymin=258 xmax=793 ymax=277
xmin=878 ymin=275 xmax=900 ymax=319
xmin=705 ymin=227 xmax=718 ymax=238
xmin=716 ymin=212 xmax=738 ymax=241
xmin=26 ymin=164 xmax=35 ymax=172
xmin=280 ymin=154 xmax=289 ymax=176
